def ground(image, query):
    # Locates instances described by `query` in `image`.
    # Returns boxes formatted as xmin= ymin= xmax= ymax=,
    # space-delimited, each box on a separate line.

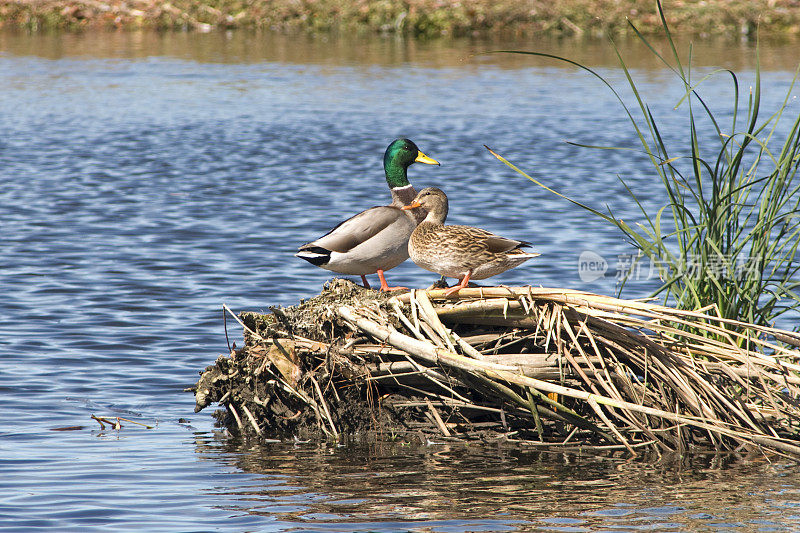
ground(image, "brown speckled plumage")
xmin=403 ymin=187 xmax=539 ymax=294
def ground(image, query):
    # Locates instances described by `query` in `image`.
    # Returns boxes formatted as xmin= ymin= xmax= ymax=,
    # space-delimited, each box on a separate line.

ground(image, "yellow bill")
xmin=415 ymin=151 xmax=440 ymax=166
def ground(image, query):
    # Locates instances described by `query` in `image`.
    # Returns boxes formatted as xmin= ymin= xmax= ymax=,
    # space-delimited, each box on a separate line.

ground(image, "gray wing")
xmin=301 ymin=206 xmax=405 ymax=254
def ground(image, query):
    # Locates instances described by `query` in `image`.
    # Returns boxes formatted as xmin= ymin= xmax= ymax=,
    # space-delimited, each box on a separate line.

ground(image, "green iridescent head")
xmin=383 ymin=138 xmax=439 ymax=189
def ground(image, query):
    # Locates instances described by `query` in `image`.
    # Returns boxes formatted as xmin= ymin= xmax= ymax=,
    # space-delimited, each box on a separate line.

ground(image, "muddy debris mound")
xmin=190 ymin=279 xmax=427 ymax=443
xmin=189 ymin=279 xmax=800 ymax=457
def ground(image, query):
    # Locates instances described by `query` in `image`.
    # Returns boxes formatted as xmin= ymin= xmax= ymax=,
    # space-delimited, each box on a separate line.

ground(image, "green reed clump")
xmin=490 ymin=1 xmax=800 ymax=328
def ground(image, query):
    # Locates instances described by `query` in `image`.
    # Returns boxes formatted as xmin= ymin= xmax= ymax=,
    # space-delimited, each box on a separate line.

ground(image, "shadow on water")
xmin=193 ymin=437 xmax=800 ymax=531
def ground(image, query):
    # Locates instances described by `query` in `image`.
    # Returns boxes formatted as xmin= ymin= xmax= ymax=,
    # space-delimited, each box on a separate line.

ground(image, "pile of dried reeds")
xmin=191 ymin=280 xmax=800 ymax=458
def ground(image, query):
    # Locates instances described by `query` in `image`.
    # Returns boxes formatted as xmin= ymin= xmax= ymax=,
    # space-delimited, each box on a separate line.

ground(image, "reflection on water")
xmin=197 ymin=439 xmax=800 ymax=531
xmin=2 ymin=29 xmax=800 ymax=531
xmin=2 ymin=29 xmax=800 ymax=70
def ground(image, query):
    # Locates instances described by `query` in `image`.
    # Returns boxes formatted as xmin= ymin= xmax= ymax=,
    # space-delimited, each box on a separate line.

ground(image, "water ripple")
xmin=2 ymin=31 xmax=800 ymax=531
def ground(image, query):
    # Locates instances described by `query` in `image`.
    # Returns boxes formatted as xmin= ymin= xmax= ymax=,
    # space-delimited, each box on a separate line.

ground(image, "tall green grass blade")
xmin=487 ymin=1 xmax=800 ymax=330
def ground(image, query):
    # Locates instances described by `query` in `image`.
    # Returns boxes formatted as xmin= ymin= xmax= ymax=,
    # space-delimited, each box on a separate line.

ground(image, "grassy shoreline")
xmin=2 ymin=0 xmax=800 ymax=38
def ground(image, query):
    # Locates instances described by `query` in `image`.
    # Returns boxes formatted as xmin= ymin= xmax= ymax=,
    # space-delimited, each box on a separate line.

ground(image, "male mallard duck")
xmin=402 ymin=187 xmax=540 ymax=296
xmin=295 ymin=138 xmax=440 ymax=291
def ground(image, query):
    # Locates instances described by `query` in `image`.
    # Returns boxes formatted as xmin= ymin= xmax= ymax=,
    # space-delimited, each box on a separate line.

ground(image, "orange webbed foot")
xmin=376 ymin=270 xmax=408 ymax=292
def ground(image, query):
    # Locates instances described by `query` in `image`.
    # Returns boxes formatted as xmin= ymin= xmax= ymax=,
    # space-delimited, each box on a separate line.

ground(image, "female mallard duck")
xmin=402 ymin=187 xmax=539 ymax=296
xmin=295 ymin=138 xmax=440 ymax=291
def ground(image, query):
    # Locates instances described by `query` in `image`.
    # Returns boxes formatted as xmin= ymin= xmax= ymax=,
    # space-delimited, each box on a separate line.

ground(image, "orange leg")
xmin=360 ymin=275 xmax=371 ymax=289
xmin=377 ymin=269 xmax=408 ymax=292
xmin=444 ymin=271 xmax=471 ymax=296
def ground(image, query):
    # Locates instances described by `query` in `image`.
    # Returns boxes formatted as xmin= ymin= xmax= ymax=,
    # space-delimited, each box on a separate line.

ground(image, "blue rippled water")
xmin=2 ymin=30 xmax=800 ymax=531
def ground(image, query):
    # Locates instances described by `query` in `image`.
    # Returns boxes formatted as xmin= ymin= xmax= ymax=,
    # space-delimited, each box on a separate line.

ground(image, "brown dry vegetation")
xmin=189 ymin=280 xmax=800 ymax=458
xmin=3 ymin=0 xmax=800 ymax=37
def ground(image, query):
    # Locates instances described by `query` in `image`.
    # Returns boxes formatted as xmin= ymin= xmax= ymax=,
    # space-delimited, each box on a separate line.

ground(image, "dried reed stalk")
xmin=199 ymin=283 xmax=800 ymax=457
xmin=330 ymin=287 xmax=800 ymax=457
